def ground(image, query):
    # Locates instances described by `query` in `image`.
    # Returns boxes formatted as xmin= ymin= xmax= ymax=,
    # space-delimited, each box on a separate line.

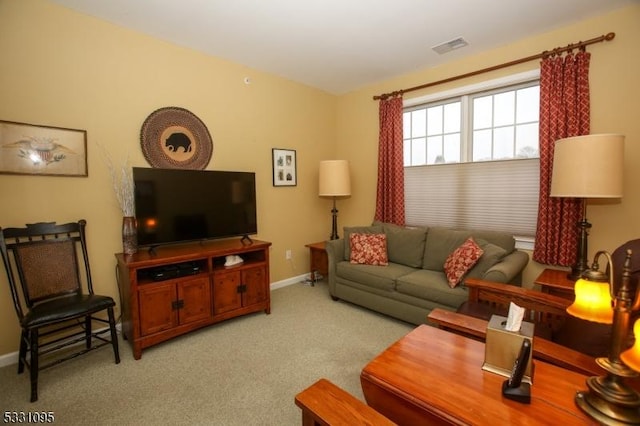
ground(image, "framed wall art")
xmin=140 ymin=106 xmax=213 ymax=170
xmin=0 ymin=120 xmax=88 ymax=177
xmin=272 ymin=148 xmax=297 ymax=187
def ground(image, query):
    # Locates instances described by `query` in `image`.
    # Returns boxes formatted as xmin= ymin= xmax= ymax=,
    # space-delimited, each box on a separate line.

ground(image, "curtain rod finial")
xmin=605 ymin=32 xmax=615 ymax=41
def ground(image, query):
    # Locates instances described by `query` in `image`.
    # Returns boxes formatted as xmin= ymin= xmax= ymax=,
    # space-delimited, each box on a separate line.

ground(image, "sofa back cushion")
xmin=423 ymin=227 xmax=515 ymax=272
xmin=373 ymin=221 xmax=428 ymax=268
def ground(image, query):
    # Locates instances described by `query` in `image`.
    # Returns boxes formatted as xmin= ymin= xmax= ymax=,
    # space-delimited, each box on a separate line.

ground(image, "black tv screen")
xmin=133 ymin=167 xmax=257 ymax=247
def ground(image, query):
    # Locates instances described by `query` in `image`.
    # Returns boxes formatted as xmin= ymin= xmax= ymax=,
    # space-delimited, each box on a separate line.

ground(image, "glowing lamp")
xmin=621 ymin=319 xmax=640 ymax=373
xmin=567 ymin=250 xmax=640 ymax=424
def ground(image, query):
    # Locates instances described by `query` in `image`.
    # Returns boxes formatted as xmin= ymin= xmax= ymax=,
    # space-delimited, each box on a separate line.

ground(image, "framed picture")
xmin=272 ymin=148 xmax=297 ymax=187
xmin=0 ymin=120 xmax=88 ymax=177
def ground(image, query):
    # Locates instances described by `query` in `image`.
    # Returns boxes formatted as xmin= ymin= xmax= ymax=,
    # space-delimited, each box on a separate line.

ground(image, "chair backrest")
xmin=611 ymin=239 xmax=640 ymax=292
xmin=0 ymin=220 xmax=93 ymax=319
xmin=464 ymin=278 xmax=570 ymax=334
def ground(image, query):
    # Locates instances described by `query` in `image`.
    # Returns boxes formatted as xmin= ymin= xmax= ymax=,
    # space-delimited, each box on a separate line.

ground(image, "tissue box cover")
xmin=482 ymin=315 xmax=534 ymax=384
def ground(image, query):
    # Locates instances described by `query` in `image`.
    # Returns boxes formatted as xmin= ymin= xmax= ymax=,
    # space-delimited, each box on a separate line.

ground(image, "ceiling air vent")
xmin=432 ymin=37 xmax=469 ymax=54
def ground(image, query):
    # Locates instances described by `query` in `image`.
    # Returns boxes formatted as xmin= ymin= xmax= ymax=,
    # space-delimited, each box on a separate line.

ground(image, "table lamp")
xmin=550 ymin=134 xmax=624 ymax=280
xmin=319 ymin=160 xmax=351 ymax=240
xmin=566 ymin=249 xmax=640 ymax=424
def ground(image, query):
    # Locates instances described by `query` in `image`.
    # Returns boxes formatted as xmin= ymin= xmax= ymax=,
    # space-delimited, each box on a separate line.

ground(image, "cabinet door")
xmin=138 ymin=282 xmax=177 ymax=336
xmin=178 ymin=276 xmax=212 ymax=325
xmin=213 ymin=271 xmax=242 ymax=314
xmin=242 ymin=266 xmax=268 ymax=307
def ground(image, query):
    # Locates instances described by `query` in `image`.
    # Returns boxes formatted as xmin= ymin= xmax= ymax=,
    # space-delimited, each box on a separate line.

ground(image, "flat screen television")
xmin=132 ymin=167 xmax=257 ymax=248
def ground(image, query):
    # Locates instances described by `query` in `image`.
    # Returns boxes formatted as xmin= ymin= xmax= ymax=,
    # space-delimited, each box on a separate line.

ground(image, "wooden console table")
xmin=116 ymin=238 xmax=271 ymax=359
xmin=361 ymin=325 xmax=595 ymax=425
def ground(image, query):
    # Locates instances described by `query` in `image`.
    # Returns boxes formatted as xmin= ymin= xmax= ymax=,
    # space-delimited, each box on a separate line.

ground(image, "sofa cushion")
xmin=423 ymin=228 xmax=470 ymax=272
xmin=423 ymin=227 xmax=515 ymax=272
xmin=373 ymin=221 xmax=427 ymax=268
xmin=469 ymin=230 xmax=515 ymax=252
xmin=349 ymin=233 xmax=389 ymax=266
xmin=443 ymin=237 xmax=484 ymax=287
xmin=343 ymin=225 xmax=383 ymax=260
xmin=466 ymin=241 xmax=508 ymax=280
xmin=336 ymin=261 xmax=414 ymax=292
xmin=396 ymin=269 xmax=469 ymax=308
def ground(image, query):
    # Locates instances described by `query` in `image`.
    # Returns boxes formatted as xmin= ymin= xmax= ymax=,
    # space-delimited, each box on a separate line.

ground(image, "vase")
xmin=122 ymin=216 xmax=138 ymax=255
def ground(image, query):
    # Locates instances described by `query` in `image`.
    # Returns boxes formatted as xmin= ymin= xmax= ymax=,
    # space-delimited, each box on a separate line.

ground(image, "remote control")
xmin=506 ymin=338 xmax=531 ymax=388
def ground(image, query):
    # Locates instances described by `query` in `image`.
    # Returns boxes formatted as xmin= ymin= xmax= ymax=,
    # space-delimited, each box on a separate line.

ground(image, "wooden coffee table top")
xmin=361 ymin=325 xmax=595 ymax=425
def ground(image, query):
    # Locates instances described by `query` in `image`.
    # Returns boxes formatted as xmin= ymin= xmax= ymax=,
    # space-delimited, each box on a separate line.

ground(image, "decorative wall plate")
xmin=140 ymin=107 xmax=213 ymax=169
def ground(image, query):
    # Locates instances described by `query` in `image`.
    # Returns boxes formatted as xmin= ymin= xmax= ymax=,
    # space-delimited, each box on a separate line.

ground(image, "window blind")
xmin=404 ymin=158 xmax=539 ymax=237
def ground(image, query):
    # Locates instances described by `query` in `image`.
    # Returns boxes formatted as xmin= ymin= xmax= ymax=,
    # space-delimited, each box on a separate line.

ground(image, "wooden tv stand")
xmin=116 ymin=238 xmax=271 ymax=359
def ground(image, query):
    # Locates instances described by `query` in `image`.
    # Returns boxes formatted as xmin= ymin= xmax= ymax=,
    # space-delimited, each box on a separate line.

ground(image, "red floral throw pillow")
xmin=443 ymin=237 xmax=484 ymax=288
xmin=349 ymin=233 xmax=389 ymax=266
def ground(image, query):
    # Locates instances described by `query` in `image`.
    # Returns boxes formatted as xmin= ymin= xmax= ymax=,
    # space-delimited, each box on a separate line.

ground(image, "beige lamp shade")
xmin=566 ymin=277 xmax=613 ymax=324
xmin=319 ymin=160 xmax=351 ymax=197
xmin=550 ymin=134 xmax=624 ymax=198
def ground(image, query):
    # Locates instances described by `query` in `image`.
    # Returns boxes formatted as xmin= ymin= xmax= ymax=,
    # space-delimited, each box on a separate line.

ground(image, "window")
xmin=404 ymin=101 xmax=462 ymax=165
xmin=404 ymin=82 xmax=539 ymax=165
xmin=471 ymin=84 xmax=539 ymax=161
xmin=403 ymin=72 xmax=540 ymax=239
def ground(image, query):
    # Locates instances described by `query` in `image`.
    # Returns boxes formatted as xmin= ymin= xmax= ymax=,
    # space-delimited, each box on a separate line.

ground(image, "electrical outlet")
xmin=285 ymin=249 xmax=292 ymax=260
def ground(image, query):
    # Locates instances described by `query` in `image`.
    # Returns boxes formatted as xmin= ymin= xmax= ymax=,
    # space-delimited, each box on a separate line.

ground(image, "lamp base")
xmin=567 ymin=267 xmax=587 ymax=281
xmin=329 ymin=198 xmax=339 ymax=240
xmin=567 ymin=205 xmax=592 ymax=281
xmin=575 ymin=375 xmax=640 ymax=425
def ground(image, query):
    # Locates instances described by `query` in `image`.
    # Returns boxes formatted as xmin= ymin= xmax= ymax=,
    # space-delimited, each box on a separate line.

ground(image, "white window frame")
xmin=403 ymin=70 xmax=540 ymax=249
xmin=404 ymin=70 xmax=540 ymax=109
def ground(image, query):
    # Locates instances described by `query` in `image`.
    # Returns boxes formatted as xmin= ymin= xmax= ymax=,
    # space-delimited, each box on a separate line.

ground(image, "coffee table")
xmin=361 ymin=325 xmax=595 ymax=425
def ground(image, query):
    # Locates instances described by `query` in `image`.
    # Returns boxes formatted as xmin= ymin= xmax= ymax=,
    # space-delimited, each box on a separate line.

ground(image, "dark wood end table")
xmin=535 ymin=268 xmax=575 ymax=299
xmin=305 ymin=241 xmax=328 ymax=285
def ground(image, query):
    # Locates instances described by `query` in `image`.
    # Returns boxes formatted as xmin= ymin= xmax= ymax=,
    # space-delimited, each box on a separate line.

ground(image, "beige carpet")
xmin=0 ymin=281 xmax=414 ymax=425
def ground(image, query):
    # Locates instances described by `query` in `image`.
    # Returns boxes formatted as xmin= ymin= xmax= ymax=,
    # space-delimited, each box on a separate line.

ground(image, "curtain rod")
xmin=373 ymin=32 xmax=615 ymax=101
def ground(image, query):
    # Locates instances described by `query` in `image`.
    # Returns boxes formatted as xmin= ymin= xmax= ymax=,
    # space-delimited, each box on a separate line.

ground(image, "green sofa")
xmin=325 ymin=222 xmax=529 ymax=325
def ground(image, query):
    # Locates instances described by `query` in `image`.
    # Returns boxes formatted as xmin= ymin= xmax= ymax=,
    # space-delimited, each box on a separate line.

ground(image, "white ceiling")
xmin=49 ymin=0 xmax=634 ymax=94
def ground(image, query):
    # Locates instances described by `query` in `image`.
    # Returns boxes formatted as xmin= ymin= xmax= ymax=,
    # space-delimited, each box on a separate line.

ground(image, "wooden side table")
xmin=535 ymin=268 xmax=575 ymax=299
xmin=305 ymin=241 xmax=328 ymax=285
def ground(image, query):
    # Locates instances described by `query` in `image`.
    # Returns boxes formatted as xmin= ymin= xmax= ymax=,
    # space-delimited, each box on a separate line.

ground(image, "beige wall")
xmin=336 ymin=5 xmax=640 ymax=285
xmin=0 ymin=0 xmax=337 ymax=355
xmin=1 ymin=1 xmax=638 ymax=357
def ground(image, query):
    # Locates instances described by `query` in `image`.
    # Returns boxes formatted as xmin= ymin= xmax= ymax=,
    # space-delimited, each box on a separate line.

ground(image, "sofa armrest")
xmin=482 ymin=250 xmax=529 ymax=284
xmin=325 ymin=239 xmax=345 ymax=296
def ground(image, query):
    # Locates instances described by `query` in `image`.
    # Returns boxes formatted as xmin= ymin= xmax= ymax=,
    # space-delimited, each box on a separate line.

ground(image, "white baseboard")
xmin=0 ymin=275 xmax=309 ymax=368
xmin=0 ymin=323 xmax=124 ymax=369
xmin=0 ymin=351 xmax=17 ymax=368
xmin=270 ymin=274 xmax=308 ymax=290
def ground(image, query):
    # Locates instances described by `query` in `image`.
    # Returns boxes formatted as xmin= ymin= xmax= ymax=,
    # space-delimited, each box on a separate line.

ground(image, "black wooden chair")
xmin=0 ymin=220 xmax=120 ymax=402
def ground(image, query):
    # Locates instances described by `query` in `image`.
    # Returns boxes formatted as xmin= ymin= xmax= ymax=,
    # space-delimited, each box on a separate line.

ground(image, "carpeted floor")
xmin=0 ymin=281 xmax=414 ymax=425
